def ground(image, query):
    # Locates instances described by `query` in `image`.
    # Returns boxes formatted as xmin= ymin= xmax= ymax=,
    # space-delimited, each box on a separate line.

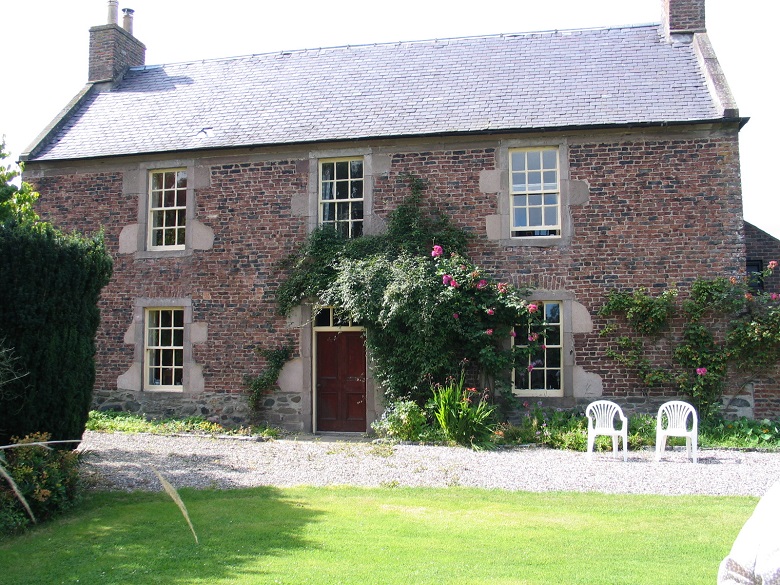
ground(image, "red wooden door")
xmin=316 ymin=331 xmax=367 ymax=432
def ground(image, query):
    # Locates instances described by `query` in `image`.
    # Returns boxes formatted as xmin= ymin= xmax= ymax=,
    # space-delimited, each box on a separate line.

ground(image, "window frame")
xmin=318 ymin=157 xmax=365 ymax=239
xmin=144 ymin=307 xmax=185 ymax=391
xmin=512 ymin=300 xmax=565 ymax=398
xmin=147 ymin=168 xmax=188 ymax=251
xmin=509 ymin=147 xmax=561 ymax=239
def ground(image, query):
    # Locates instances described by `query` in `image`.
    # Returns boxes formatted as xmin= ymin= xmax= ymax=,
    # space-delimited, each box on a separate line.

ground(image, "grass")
xmin=85 ymin=410 xmax=280 ymax=438
xmin=0 ymin=486 xmax=755 ymax=585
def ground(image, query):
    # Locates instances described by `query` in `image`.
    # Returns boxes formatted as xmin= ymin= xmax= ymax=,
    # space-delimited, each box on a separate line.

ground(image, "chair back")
xmin=586 ymin=400 xmax=624 ymax=430
xmin=658 ymin=401 xmax=697 ymax=433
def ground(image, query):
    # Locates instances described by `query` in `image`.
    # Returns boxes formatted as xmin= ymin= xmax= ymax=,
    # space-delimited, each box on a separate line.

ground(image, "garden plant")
xmin=599 ymin=261 xmax=780 ymax=421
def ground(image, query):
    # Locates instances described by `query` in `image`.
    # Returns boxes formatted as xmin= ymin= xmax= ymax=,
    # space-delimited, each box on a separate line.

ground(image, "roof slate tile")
xmin=29 ymin=24 xmax=721 ymax=161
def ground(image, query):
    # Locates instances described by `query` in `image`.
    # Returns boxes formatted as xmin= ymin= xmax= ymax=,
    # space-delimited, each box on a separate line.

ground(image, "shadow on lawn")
xmin=2 ymin=487 xmax=323 ymax=584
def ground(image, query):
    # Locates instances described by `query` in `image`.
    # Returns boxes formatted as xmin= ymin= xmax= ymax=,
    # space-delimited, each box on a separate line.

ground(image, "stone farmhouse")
xmin=21 ymin=0 xmax=779 ymax=431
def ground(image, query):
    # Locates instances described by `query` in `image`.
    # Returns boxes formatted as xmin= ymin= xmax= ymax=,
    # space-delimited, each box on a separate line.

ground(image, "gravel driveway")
xmin=78 ymin=431 xmax=780 ymax=497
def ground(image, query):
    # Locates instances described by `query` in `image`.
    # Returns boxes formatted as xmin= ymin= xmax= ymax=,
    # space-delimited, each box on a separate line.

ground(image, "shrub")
xmin=276 ymin=177 xmax=544 ymax=405
xmin=371 ymin=400 xmax=430 ymax=442
xmin=0 ymin=223 xmax=113 ymax=444
xmin=0 ymin=432 xmax=82 ymax=537
xmin=429 ymin=374 xmax=497 ymax=449
xmin=701 ymin=416 xmax=780 ymax=448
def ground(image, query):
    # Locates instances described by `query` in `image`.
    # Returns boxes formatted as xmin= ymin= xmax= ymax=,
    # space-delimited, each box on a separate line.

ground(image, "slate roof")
xmin=27 ymin=23 xmax=725 ymax=162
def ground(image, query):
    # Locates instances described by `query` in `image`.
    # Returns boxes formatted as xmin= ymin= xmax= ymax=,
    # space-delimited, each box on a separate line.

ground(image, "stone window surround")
xmin=117 ymin=297 xmax=207 ymax=394
xmin=118 ymin=158 xmax=214 ymax=258
xmin=306 ymin=147 xmax=390 ymax=236
xmin=484 ymin=137 xmax=589 ymax=248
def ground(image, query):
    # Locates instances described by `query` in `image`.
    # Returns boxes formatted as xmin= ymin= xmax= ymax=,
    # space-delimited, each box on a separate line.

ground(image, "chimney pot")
xmin=122 ymin=8 xmax=135 ymax=35
xmin=107 ymin=0 xmax=118 ymax=25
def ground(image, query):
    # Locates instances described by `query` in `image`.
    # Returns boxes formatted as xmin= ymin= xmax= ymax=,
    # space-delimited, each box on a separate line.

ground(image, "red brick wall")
xmin=27 ymin=127 xmax=765 ymax=421
xmin=373 ymin=135 xmax=744 ymax=403
xmin=88 ymin=24 xmax=145 ymax=82
xmin=664 ymin=0 xmax=706 ymax=33
xmin=745 ymin=221 xmax=780 ymax=294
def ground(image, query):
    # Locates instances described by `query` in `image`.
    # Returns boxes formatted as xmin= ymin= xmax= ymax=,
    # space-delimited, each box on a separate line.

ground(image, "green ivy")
xmin=272 ymin=175 xmax=544 ymax=406
xmin=245 ymin=346 xmax=294 ymax=411
xmin=600 ymin=263 xmax=780 ymax=421
xmin=276 ymin=175 xmax=469 ymax=317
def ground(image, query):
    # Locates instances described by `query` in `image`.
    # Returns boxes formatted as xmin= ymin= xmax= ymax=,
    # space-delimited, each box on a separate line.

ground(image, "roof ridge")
xmin=129 ymin=21 xmax=662 ymax=71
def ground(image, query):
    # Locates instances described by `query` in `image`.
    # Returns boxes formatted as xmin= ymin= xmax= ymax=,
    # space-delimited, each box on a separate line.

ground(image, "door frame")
xmin=312 ymin=322 xmax=368 ymax=433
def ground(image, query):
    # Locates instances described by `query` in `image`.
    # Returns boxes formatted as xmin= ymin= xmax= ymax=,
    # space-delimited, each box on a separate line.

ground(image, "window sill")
xmin=501 ymin=236 xmax=562 ymax=248
xmin=143 ymin=386 xmax=185 ymax=394
xmin=513 ymin=389 xmax=564 ymax=398
xmin=135 ymin=248 xmax=193 ymax=260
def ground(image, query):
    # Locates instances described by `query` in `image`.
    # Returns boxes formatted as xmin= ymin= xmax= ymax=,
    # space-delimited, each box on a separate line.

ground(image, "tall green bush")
xmin=0 ymin=223 xmax=112 ymax=444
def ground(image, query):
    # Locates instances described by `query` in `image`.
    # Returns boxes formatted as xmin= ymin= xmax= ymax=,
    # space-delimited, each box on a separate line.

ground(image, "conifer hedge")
xmin=0 ymin=223 xmax=112 ymax=444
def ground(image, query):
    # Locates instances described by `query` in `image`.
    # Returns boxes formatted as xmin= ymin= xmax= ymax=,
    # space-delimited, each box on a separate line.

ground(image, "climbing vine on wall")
xmin=268 ymin=175 xmax=544 ymax=405
xmin=599 ymin=262 xmax=780 ymax=421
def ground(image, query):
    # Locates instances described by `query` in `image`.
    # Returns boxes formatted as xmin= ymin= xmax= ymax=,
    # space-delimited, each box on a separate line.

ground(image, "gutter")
xmin=21 ymin=117 xmax=749 ymax=166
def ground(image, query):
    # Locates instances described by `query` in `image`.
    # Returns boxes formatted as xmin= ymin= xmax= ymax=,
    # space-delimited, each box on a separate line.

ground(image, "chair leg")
xmin=587 ymin=432 xmax=594 ymax=460
xmin=655 ymin=435 xmax=665 ymax=461
xmin=612 ymin=435 xmax=618 ymax=457
xmin=691 ymin=437 xmax=698 ymax=464
xmin=621 ymin=432 xmax=627 ymax=462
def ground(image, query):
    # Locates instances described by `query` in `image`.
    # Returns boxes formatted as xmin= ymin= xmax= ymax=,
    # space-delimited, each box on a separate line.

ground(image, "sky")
xmin=2 ymin=0 xmax=777 ymax=237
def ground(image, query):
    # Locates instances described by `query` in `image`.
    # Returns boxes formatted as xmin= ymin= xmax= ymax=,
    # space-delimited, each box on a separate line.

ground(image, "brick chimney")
xmin=88 ymin=1 xmax=145 ymax=82
xmin=663 ymin=0 xmax=706 ymax=38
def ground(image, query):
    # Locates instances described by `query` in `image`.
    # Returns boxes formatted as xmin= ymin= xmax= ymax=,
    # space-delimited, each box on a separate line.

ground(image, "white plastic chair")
xmin=655 ymin=401 xmax=698 ymax=463
xmin=585 ymin=400 xmax=628 ymax=461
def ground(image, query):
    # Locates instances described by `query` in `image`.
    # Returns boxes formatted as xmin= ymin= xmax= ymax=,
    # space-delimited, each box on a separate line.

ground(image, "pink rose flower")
xmin=528 ymin=332 xmax=539 ymax=342
xmin=487 ymin=308 xmax=495 ymax=315
xmin=771 ymin=293 xmax=780 ymax=301
xmin=528 ymin=304 xmax=538 ymax=313
xmin=497 ymin=282 xmax=509 ymax=294
xmin=527 ymin=364 xmax=534 ymax=372
xmin=453 ymin=313 xmax=459 ymax=319
xmin=486 ymin=329 xmax=493 ymax=335
xmin=450 ymin=279 xmax=460 ymax=288
xmin=442 ymin=274 xmax=452 ymax=285
xmin=696 ymin=367 xmax=707 ymax=376
xmin=431 ymin=245 xmax=443 ymax=258
xmin=510 ymin=330 xmax=517 ymax=337
xmin=769 ymin=260 xmax=778 ymax=270
xmin=476 ymin=279 xmax=488 ymax=289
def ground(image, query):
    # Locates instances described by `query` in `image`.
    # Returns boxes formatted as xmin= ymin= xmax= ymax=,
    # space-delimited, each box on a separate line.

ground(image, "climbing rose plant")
xmin=323 ymin=246 xmax=545 ymax=403
xmin=599 ymin=262 xmax=780 ymax=421
xmin=273 ymin=177 xmax=544 ymax=406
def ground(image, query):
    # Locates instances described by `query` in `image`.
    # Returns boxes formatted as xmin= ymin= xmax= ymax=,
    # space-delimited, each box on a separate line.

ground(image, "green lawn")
xmin=0 ymin=487 xmax=754 ymax=585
